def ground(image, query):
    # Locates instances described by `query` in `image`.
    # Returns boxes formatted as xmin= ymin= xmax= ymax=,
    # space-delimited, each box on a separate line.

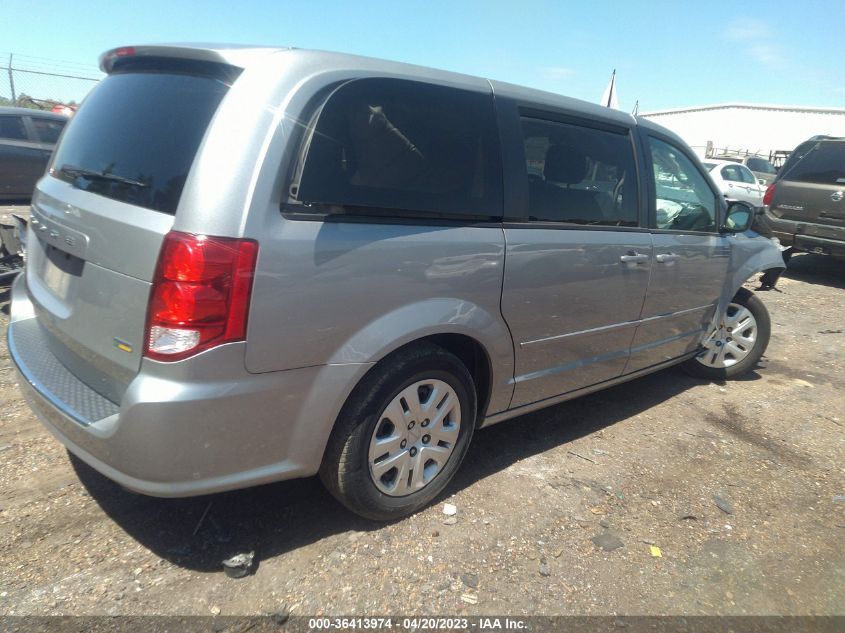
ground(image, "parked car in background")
xmin=757 ymin=136 xmax=845 ymax=261
xmin=744 ymin=156 xmax=779 ymax=184
xmin=702 ymin=158 xmax=766 ymax=206
xmin=0 ymin=106 xmax=67 ymax=201
xmin=714 ymin=155 xmax=779 ymax=185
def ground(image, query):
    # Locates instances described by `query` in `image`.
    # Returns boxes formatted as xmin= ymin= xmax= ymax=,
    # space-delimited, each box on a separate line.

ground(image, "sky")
xmin=1 ymin=0 xmax=844 ymax=111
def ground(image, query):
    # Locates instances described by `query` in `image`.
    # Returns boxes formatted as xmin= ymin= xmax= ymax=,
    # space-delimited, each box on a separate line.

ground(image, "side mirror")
xmin=757 ymin=178 xmax=766 ymax=185
xmin=721 ymin=201 xmax=757 ymax=233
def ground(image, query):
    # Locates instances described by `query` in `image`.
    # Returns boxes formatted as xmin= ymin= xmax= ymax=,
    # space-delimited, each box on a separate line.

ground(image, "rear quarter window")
xmin=290 ymin=78 xmax=502 ymax=220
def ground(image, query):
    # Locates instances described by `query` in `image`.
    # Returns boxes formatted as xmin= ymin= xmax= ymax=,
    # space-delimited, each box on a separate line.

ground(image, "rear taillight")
xmin=763 ymin=183 xmax=776 ymax=206
xmin=145 ymin=231 xmax=258 ymax=361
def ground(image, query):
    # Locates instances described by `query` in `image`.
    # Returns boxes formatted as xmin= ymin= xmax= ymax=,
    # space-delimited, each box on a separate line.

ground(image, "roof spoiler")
xmin=99 ymin=44 xmax=288 ymax=73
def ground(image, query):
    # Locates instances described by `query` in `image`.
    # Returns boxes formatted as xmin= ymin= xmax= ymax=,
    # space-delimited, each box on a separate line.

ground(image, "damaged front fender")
xmin=713 ymin=231 xmax=785 ymax=328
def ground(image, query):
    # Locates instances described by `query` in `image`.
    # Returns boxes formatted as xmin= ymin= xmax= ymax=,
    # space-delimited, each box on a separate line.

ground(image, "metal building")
xmin=641 ymin=103 xmax=845 ymax=162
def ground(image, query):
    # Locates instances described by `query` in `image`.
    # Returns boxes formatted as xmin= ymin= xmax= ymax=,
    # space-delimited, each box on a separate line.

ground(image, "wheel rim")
xmin=368 ymin=378 xmax=461 ymax=497
xmin=696 ymin=302 xmax=758 ymax=369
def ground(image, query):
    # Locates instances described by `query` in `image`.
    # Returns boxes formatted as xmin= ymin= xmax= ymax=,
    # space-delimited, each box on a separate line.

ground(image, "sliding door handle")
xmin=620 ymin=252 xmax=649 ymax=264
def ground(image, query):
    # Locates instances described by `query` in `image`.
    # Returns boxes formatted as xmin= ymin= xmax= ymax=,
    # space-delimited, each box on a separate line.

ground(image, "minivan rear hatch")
xmin=24 ymin=55 xmax=238 ymax=404
xmin=772 ymin=140 xmax=845 ymax=228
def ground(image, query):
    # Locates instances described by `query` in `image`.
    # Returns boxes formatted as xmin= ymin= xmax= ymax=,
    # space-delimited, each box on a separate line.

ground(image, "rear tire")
xmin=683 ymin=287 xmax=771 ymax=380
xmin=319 ymin=343 xmax=476 ymax=521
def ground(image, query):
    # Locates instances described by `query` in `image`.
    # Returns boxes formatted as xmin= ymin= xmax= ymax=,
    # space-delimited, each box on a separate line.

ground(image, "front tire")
xmin=319 ymin=343 xmax=476 ymax=521
xmin=683 ymin=287 xmax=771 ymax=380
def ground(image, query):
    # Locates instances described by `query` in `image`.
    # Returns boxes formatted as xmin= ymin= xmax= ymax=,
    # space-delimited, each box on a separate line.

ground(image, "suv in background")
xmin=758 ymin=136 xmax=845 ymax=261
xmin=0 ymin=106 xmax=67 ymax=201
xmin=716 ymin=155 xmax=779 ymax=186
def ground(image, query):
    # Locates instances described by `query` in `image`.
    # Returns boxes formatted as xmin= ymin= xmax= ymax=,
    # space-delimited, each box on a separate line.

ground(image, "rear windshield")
xmin=782 ymin=141 xmax=845 ymax=185
xmin=50 ymin=67 xmax=232 ymax=214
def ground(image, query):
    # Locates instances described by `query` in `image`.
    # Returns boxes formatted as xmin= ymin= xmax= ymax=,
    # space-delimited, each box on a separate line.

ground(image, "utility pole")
xmin=8 ymin=53 xmax=17 ymax=103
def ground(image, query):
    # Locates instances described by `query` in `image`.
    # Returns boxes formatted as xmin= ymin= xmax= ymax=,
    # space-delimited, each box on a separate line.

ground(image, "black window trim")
xmin=281 ymin=202 xmax=501 ymax=225
xmin=518 ymin=106 xmax=631 ymax=136
xmin=502 ymin=221 xmax=649 ymax=233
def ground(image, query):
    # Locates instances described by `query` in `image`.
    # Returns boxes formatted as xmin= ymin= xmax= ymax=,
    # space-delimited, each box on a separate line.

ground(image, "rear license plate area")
xmin=37 ymin=241 xmax=84 ymax=300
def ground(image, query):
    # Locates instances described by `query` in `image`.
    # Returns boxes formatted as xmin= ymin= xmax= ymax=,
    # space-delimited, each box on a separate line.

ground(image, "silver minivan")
xmin=8 ymin=45 xmax=785 ymax=520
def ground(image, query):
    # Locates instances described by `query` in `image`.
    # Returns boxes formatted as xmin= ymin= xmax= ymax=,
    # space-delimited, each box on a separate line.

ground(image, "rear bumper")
xmin=8 ymin=275 xmax=372 ymax=497
xmin=757 ymin=212 xmax=845 ymax=258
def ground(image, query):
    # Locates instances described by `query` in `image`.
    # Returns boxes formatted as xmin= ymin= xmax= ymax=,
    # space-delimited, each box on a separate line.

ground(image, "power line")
xmin=0 ymin=52 xmax=102 ymax=77
xmin=0 ymin=51 xmax=100 ymax=71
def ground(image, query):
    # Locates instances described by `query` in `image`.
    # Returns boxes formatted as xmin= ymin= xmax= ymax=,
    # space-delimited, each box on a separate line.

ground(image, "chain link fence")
xmin=0 ymin=52 xmax=101 ymax=112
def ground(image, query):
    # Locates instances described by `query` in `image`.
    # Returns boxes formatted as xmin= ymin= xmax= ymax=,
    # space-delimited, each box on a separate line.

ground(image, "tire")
xmin=683 ymin=287 xmax=771 ymax=380
xmin=319 ymin=342 xmax=476 ymax=521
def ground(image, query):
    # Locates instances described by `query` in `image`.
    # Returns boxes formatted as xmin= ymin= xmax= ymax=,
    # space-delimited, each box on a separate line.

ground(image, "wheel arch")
xmin=326 ymin=298 xmax=514 ymax=417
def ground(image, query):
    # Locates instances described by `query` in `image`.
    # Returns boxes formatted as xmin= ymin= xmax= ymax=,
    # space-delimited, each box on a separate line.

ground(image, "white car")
xmin=702 ymin=159 xmax=766 ymax=206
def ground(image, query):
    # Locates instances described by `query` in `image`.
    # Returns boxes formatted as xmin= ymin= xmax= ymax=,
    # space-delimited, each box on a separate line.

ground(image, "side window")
xmin=738 ymin=166 xmax=756 ymax=184
xmin=648 ymin=137 xmax=718 ymax=232
xmin=31 ymin=117 xmax=66 ymax=144
xmin=292 ymin=78 xmax=502 ymax=219
xmin=519 ymin=117 xmax=638 ymax=226
xmin=0 ymin=116 xmax=27 ymax=141
xmin=721 ymin=165 xmax=740 ymax=182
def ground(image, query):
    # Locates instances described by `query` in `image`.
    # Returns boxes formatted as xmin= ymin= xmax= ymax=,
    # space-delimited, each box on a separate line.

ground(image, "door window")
xmin=292 ymin=78 xmax=502 ymax=219
xmin=738 ymin=165 xmax=757 ymax=185
xmin=720 ymin=165 xmax=742 ymax=182
xmin=519 ymin=117 xmax=638 ymax=225
xmin=648 ymin=137 xmax=718 ymax=232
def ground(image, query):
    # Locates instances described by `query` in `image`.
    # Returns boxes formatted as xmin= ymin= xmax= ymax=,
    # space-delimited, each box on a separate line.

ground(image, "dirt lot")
xmin=0 ymin=251 xmax=843 ymax=617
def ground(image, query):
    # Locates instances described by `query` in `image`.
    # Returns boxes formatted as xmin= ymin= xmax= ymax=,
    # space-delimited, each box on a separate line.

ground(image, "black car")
xmin=0 ymin=106 xmax=68 ymax=201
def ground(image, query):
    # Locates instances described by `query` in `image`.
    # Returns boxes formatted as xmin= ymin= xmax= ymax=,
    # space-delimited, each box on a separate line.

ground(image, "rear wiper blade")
xmin=58 ymin=165 xmax=149 ymax=188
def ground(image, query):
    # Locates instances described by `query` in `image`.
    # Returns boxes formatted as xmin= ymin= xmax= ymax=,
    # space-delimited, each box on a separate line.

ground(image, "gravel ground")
xmin=0 ymin=251 xmax=843 ymax=617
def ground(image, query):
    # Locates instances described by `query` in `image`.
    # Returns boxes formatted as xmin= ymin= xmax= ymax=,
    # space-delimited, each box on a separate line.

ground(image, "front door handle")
xmin=655 ymin=252 xmax=681 ymax=263
xmin=620 ymin=252 xmax=649 ymax=264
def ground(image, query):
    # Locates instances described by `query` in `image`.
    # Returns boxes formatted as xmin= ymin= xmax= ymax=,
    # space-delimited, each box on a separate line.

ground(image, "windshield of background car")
xmin=781 ymin=142 xmax=845 ymax=186
xmin=50 ymin=65 xmax=233 ymax=214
